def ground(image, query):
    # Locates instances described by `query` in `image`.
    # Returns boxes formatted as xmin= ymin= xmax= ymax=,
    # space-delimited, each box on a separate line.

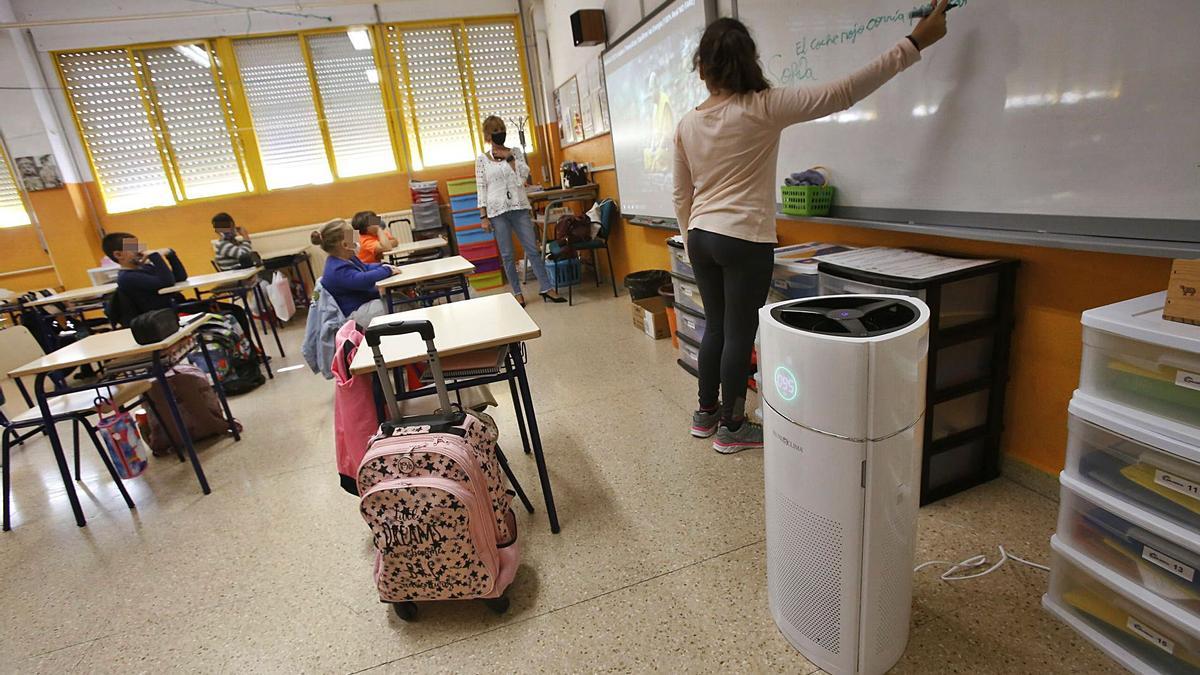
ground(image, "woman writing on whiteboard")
xmin=674 ymin=1 xmax=950 ymax=453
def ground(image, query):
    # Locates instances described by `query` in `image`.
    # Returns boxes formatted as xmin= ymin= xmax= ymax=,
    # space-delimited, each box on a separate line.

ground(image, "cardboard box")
xmin=632 ymin=296 xmax=671 ymax=339
xmin=1164 ymin=259 xmax=1200 ymax=325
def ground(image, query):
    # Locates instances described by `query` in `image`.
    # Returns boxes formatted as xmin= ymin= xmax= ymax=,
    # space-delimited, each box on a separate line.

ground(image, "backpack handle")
xmin=365 ymin=320 xmax=452 ymax=423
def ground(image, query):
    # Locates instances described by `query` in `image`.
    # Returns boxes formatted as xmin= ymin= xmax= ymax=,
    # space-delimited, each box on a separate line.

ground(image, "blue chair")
xmin=572 ymin=198 xmax=619 ymax=297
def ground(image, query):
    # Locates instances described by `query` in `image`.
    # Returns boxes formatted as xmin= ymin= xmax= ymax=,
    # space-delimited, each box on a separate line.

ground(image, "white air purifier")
xmin=759 ymin=294 xmax=930 ymax=675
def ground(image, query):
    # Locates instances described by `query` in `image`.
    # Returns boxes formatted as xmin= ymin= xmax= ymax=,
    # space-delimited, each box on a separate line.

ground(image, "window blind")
xmin=307 ymin=31 xmax=396 ymax=177
xmin=465 ymin=22 xmax=531 ymax=151
xmin=233 ymin=35 xmax=332 ymax=189
xmin=0 ymin=156 xmax=30 ymax=228
xmin=138 ymin=44 xmax=249 ymax=199
xmin=386 ymin=25 xmax=474 ymax=169
xmin=56 ymin=49 xmax=175 ymax=213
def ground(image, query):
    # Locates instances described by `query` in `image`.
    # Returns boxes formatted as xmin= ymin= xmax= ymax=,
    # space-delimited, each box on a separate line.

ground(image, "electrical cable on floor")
xmin=914 ymin=545 xmax=1050 ymax=581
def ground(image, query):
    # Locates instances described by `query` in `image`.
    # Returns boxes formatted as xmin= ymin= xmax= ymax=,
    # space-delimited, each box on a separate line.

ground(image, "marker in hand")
xmin=910 ymin=1 xmax=959 ymax=18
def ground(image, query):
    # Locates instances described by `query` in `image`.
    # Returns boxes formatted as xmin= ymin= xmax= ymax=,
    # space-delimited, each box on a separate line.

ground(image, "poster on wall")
xmin=557 ymin=76 xmax=584 ymax=145
xmin=580 ymin=57 xmax=610 ymax=138
xmin=14 ymin=155 xmax=62 ymax=191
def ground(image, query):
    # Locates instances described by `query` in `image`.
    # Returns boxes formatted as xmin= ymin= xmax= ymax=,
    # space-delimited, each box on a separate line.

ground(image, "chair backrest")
xmin=0 ymin=325 xmax=47 ymax=382
xmin=595 ymin=199 xmax=617 ymax=240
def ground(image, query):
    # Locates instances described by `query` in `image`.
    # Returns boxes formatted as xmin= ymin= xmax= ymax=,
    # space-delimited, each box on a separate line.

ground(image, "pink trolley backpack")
xmin=357 ymin=320 xmax=531 ymax=621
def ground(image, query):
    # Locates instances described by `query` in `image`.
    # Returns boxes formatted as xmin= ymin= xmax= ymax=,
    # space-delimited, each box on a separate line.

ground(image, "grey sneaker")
xmin=713 ymin=420 xmax=764 ymax=454
xmin=691 ymin=408 xmax=720 ymax=438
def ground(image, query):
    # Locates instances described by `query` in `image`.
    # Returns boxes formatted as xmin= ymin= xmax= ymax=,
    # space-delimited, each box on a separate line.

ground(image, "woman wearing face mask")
xmin=475 ymin=115 xmax=565 ymax=307
xmin=310 ymin=219 xmax=402 ymax=325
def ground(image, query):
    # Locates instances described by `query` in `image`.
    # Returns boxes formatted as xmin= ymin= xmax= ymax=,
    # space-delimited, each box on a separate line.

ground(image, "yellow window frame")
xmin=53 ymin=39 xmax=255 ymax=211
xmin=381 ymin=15 xmax=537 ymax=170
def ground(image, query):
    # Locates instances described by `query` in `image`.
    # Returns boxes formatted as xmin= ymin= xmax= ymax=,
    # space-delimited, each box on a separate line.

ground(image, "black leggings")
xmin=686 ymin=229 xmax=774 ymax=423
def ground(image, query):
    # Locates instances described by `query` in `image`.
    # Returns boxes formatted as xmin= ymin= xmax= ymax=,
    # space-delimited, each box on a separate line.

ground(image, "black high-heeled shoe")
xmin=540 ymin=292 xmax=568 ymax=304
xmin=515 ymin=294 xmax=527 ymax=308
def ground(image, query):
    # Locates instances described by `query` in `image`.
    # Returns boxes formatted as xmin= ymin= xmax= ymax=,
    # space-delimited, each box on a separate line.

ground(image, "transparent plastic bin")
xmin=819 ymin=271 xmax=999 ymax=329
xmin=1058 ymin=472 xmax=1200 ymax=620
xmin=1065 ymin=394 xmax=1200 ymax=537
xmin=930 ymin=389 xmax=990 ymax=442
xmin=667 ymin=237 xmax=694 ymax=280
xmin=1081 ymin=325 xmax=1200 ymax=430
xmin=1047 ymin=536 xmax=1200 ymax=673
xmin=935 ymin=335 xmax=995 ymax=390
xmin=675 ymin=305 xmax=706 ymax=344
xmin=679 ymin=336 xmax=700 ymax=372
xmin=672 ymin=275 xmax=704 ymax=315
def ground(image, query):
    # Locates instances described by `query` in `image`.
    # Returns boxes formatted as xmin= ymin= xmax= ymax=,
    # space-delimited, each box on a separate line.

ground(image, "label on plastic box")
xmin=1175 ymin=369 xmax=1200 ymax=391
xmin=1142 ymin=546 xmax=1196 ymax=582
xmin=1127 ymin=616 xmax=1175 ymax=654
xmin=1154 ymin=469 xmax=1200 ymax=501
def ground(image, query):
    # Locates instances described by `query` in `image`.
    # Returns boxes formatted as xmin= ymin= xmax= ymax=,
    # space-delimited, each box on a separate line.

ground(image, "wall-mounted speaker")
xmin=570 ymin=9 xmax=607 ymax=47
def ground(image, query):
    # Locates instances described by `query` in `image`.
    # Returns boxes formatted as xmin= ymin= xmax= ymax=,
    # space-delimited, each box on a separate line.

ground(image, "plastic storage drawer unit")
xmin=675 ymin=305 xmax=707 ymax=345
xmin=1057 ymin=472 xmax=1200 ymax=619
xmin=1066 ymin=391 xmax=1200 ymax=536
xmin=455 ymin=227 xmax=493 ymax=246
xmin=450 ymin=194 xmax=479 ymax=212
xmin=678 ymin=334 xmax=701 ymax=374
xmin=1081 ymin=292 xmax=1200 ymax=430
xmin=667 ymin=236 xmax=694 ymax=279
xmin=769 ymin=242 xmax=851 ymax=302
xmin=934 ymin=335 xmax=995 ymax=390
xmin=1045 ymin=535 xmax=1200 ymax=674
xmin=672 ymin=275 xmax=704 ymax=315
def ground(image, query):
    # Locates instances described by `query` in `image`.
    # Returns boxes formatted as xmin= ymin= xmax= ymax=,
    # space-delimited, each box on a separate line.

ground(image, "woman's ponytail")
xmin=693 ymin=18 xmax=770 ymax=95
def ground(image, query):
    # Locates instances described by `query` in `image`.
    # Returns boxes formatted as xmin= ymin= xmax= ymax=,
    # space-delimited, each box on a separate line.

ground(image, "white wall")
xmin=0 ymin=32 xmax=48 ymax=159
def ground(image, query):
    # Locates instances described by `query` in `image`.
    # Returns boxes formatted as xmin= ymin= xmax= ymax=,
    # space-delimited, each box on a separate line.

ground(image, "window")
xmin=384 ymin=18 xmax=534 ymax=169
xmin=306 ymin=30 xmax=397 ymax=178
xmin=56 ymin=44 xmax=250 ymax=212
xmin=233 ymin=35 xmax=332 ymax=190
xmin=0 ymin=153 xmax=31 ymax=228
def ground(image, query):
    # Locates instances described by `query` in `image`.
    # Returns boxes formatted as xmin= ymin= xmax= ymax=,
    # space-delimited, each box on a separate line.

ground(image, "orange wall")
xmin=563 ymin=130 xmax=1177 ymax=474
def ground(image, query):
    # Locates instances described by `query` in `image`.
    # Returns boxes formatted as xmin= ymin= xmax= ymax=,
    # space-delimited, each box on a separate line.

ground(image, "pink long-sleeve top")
xmin=673 ymin=39 xmax=921 ymax=244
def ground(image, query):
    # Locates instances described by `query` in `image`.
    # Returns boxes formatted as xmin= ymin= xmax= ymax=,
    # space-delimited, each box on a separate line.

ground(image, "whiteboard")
xmin=736 ymin=0 xmax=1200 ymax=243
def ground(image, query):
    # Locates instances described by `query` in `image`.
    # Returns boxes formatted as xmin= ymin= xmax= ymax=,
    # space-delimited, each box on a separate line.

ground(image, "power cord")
xmin=915 ymin=545 xmax=1050 ymax=581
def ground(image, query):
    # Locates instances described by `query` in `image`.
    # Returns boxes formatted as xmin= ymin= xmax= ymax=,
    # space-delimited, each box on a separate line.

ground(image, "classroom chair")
xmin=572 ymin=198 xmax=619 ymax=298
xmin=0 ymin=326 xmax=158 ymax=531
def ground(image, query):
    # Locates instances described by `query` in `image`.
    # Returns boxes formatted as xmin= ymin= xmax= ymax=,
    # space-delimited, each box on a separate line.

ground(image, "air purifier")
xmin=759 ymin=294 xmax=930 ymax=675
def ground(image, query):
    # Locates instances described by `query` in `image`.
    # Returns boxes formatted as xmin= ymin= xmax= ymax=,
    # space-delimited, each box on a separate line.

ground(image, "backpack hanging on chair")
xmin=552 ymin=214 xmax=593 ymax=260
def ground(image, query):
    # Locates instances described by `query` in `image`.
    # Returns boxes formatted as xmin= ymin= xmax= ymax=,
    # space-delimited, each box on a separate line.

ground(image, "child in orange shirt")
xmin=352 ymin=211 xmax=398 ymax=264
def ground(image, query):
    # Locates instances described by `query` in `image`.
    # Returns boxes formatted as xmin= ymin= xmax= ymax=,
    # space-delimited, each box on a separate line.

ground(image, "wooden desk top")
xmin=258 ymin=244 xmax=312 ymax=260
xmin=25 ymin=284 xmax=117 ymax=307
xmin=10 ymin=319 xmax=203 ymax=377
xmin=526 ymin=184 xmax=599 ymax=202
xmin=349 ymin=294 xmax=540 ymax=375
xmin=390 ymin=237 xmax=448 ymax=256
xmin=159 ymin=267 xmax=261 ymax=295
xmin=376 ymin=256 xmax=475 ymax=290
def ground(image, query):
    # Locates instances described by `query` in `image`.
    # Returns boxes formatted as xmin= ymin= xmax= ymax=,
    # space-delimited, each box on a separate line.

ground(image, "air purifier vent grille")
xmin=768 ymin=491 xmax=844 ymax=654
xmin=873 ymin=515 xmax=912 ymax=657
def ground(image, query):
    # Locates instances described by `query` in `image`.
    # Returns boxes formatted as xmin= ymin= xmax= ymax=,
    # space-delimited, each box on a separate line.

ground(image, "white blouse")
xmin=475 ymin=147 xmax=531 ymax=219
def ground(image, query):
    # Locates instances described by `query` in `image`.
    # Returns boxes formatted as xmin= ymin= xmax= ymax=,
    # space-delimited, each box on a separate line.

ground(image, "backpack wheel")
xmin=483 ymin=594 xmax=510 ymax=615
xmin=393 ymin=601 xmax=418 ymax=622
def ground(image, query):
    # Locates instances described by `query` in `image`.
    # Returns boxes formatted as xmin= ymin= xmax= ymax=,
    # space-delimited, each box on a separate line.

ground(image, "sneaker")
xmin=713 ymin=419 xmax=764 ymax=454
xmin=690 ymin=407 xmax=720 ymax=438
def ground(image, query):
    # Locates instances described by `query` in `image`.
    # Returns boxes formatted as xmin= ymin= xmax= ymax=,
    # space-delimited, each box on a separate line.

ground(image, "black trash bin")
xmin=624 ymin=270 xmax=671 ymax=300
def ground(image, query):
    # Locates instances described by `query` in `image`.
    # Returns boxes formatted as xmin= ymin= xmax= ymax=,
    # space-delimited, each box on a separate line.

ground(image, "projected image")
xmin=604 ymin=0 xmax=708 ymax=219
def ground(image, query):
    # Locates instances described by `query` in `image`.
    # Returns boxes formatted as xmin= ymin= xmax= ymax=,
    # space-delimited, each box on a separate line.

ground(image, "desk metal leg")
xmin=385 ymin=287 xmax=395 ymax=313
xmin=199 ymin=338 xmax=240 ymax=442
xmin=253 ymin=284 xmax=286 ymax=358
xmin=460 ymin=274 xmax=471 ymax=300
xmin=33 ymin=372 xmax=86 ymax=526
xmin=239 ymin=289 xmax=273 ymax=379
xmin=509 ymin=343 xmax=559 ymax=533
xmin=153 ymin=355 xmax=210 ymax=495
xmin=504 ymin=357 xmax=531 ymax=455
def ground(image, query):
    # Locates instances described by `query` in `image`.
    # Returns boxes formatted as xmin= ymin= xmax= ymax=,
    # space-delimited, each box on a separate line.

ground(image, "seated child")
xmin=352 ymin=211 xmax=399 ymax=265
xmin=211 ymin=212 xmax=258 ymax=271
xmin=102 ymin=231 xmax=253 ymax=337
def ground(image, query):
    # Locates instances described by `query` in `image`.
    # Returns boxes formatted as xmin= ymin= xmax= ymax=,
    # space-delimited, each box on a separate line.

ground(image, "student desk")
xmin=349 ymin=294 xmax=561 ymax=533
xmin=258 ymin=244 xmax=316 ymax=305
xmin=385 ymin=236 xmax=448 ymax=265
xmin=8 ymin=319 xmax=238 ymax=527
xmin=24 ymin=284 xmax=117 ymax=308
xmin=375 ymin=255 xmax=474 ymax=312
xmin=160 ymin=267 xmax=280 ymax=375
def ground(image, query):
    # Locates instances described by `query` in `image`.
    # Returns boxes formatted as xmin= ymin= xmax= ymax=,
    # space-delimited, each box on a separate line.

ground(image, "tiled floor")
xmin=0 ymin=284 xmax=1120 ymax=673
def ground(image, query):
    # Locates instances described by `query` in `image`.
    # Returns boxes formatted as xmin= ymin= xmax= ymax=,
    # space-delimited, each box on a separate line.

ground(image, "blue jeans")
xmin=490 ymin=209 xmax=550 ymax=296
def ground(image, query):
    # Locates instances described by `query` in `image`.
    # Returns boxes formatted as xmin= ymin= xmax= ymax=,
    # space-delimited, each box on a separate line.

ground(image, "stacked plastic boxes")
xmin=447 ymin=178 xmax=503 ymax=291
xmin=1043 ymin=292 xmax=1200 ymax=674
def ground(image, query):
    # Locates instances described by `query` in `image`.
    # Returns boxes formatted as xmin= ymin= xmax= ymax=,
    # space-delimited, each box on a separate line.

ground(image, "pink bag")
xmin=355 ymin=320 xmax=519 ymax=618
xmin=95 ymin=397 xmax=148 ymax=479
xmin=332 ymin=320 xmax=380 ymax=494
